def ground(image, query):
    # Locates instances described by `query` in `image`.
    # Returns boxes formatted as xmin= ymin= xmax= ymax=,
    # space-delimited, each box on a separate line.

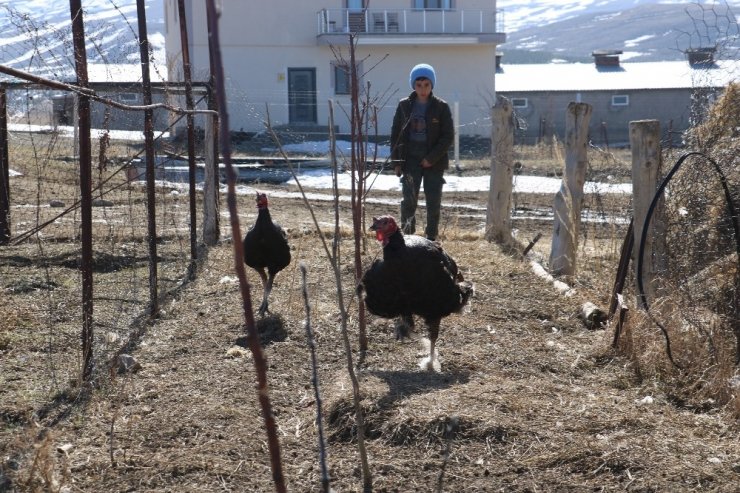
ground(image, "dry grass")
xmin=1 ymin=131 xmax=738 ymax=492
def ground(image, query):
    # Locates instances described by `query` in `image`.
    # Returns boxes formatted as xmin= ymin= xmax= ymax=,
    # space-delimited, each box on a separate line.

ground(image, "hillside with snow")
xmin=498 ymin=0 xmax=740 ymax=62
xmin=0 ymin=0 xmax=165 ymax=80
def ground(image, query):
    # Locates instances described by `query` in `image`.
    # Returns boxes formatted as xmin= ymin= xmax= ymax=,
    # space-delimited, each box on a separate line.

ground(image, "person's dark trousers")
xmin=422 ymin=168 xmax=444 ymax=240
xmin=400 ymin=143 xmax=445 ymax=240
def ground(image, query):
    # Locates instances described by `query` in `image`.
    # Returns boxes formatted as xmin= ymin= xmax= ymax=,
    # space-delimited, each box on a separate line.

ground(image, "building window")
xmin=611 ymin=95 xmax=629 ymax=106
xmin=414 ymin=0 xmax=452 ymax=9
xmin=333 ymin=63 xmax=351 ymax=95
xmin=512 ymin=98 xmax=528 ymax=109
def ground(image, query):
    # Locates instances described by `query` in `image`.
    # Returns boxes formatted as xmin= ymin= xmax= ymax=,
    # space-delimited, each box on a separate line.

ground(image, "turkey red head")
xmin=369 ymin=215 xmax=399 ymax=246
xmin=256 ymin=192 xmax=268 ymax=209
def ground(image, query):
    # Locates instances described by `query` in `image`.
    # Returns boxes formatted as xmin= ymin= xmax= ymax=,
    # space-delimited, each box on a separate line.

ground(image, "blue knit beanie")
xmin=409 ymin=63 xmax=436 ymax=90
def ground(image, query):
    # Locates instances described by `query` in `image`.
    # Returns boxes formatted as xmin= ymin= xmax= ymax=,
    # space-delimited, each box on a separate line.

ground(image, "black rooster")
xmin=358 ymin=215 xmax=474 ymax=370
xmin=243 ymin=192 xmax=291 ymax=316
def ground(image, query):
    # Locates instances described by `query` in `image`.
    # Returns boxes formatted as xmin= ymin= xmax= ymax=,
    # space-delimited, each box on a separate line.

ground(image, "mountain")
xmin=0 ymin=0 xmax=165 ymax=80
xmin=498 ymin=0 xmax=740 ymax=63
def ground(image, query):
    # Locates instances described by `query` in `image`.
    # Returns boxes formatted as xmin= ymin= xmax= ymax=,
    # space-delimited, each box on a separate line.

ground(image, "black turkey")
xmin=358 ymin=215 xmax=473 ymax=370
xmin=243 ymin=192 xmax=291 ymax=316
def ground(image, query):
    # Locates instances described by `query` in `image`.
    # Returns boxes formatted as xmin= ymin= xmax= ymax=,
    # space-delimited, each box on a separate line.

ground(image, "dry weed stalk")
xmin=24 ymin=429 xmax=58 ymax=492
xmin=205 ymin=1 xmax=286 ymax=490
xmin=436 ymin=416 xmax=459 ymax=493
xmin=262 ymin=29 xmax=390 ymax=491
xmin=299 ymin=264 xmax=330 ymax=492
xmin=265 ymin=103 xmax=372 ymax=490
xmin=328 ymin=37 xmax=395 ymax=356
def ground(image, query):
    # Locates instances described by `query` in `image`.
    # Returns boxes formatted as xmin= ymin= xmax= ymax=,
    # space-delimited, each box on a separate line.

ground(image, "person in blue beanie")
xmin=390 ymin=63 xmax=454 ymax=241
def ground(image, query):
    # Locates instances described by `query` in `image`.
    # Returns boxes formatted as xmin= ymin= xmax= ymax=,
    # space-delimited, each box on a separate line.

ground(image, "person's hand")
xmin=421 ymin=159 xmax=433 ymax=169
xmin=394 ymin=165 xmax=402 ymax=177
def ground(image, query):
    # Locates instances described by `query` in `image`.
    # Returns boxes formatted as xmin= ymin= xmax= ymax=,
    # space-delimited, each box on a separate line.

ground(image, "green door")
xmin=288 ymin=68 xmax=317 ymax=124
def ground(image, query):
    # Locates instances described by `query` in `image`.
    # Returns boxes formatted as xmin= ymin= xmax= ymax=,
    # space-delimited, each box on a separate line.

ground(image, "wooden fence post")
xmin=629 ymin=119 xmax=664 ymax=304
xmin=485 ymin=95 xmax=514 ymax=244
xmin=549 ymin=102 xmax=592 ymax=277
xmin=203 ymin=98 xmax=220 ymax=246
xmin=453 ymin=100 xmax=460 ymax=171
xmin=202 ymin=3 xmax=221 ymax=246
xmin=177 ymin=0 xmax=199 ymax=269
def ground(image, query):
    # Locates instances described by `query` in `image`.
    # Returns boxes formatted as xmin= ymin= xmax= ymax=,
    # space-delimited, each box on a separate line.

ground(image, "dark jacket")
xmin=390 ymin=91 xmax=454 ymax=171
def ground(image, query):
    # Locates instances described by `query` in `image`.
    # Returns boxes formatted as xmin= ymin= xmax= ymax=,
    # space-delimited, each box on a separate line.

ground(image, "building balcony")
xmin=317 ymin=8 xmax=506 ymax=46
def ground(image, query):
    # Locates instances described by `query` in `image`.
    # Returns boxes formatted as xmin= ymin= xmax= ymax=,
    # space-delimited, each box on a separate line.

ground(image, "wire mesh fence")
xmin=610 ymin=85 xmax=739 ymax=386
xmin=2 ymin=119 xmax=199 ymax=383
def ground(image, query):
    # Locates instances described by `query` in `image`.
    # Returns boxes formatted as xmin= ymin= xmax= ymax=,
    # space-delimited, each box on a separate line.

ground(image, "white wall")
xmin=165 ymin=0 xmax=499 ymax=138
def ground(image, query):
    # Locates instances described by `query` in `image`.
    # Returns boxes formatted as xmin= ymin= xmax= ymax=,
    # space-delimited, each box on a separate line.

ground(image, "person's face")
xmin=413 ymin=78 xmax=432 ymax=100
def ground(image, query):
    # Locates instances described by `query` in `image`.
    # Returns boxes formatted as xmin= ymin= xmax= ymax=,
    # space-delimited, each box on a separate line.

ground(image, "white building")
xmin=164 ymin=1 xmax=505 ymax=138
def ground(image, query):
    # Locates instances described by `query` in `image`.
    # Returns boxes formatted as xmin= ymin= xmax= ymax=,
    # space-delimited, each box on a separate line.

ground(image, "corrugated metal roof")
xmin=495 ymin=60 xmax=739 ymax=92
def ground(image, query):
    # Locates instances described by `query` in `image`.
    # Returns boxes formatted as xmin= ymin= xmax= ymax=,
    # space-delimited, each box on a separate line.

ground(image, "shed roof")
xmin=495 ymin=60 xmax=739 ymax=93
xmin=83 ymin=64 xmax=167 ymax=84
xmin=0 ymin=63 xmax=167 ymax=86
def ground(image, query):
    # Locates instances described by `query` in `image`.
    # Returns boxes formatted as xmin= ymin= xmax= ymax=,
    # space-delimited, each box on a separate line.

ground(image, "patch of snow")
xmin=624 ymin=34 xmax=656 ymax=47
xmin=8 ymin=123 xmax=170 ymax=141
xmin=635 ymin=395 xmax=655 ymax=406
xmin=619 ymin=51 xmax=647 ymax=61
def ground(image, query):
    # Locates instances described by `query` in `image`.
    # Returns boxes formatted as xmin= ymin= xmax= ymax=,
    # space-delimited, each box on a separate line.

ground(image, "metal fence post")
xmin=69 ymin=0 xmax=94 ymax=380
xmin=137 ymin=0 xmax=159 ymax=317
xmin=0 ymin=85 xmax=10 ymax=244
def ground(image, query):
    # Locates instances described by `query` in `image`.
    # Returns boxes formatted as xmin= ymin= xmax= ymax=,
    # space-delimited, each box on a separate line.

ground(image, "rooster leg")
xmin=255 ymin=268 xmax=269 ymax=316
xmin=258 ymin=271 xmax=276 ymax=316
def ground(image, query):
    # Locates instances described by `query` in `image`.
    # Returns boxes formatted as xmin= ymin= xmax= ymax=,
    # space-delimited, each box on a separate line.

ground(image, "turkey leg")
xmin=395 ymin=314 xmax=414 ymax=340
xmin=426 ymin=318 xmax=440 ymax=365
xmin=255 ymin=268 xmax=269 ymax=316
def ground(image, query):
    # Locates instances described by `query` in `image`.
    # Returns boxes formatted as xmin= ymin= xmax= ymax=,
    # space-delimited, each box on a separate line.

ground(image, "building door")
xmin=347 ymin=0 xmax=365 ymax=11
xmin=288 ymin=68 xmax=317 ymax=124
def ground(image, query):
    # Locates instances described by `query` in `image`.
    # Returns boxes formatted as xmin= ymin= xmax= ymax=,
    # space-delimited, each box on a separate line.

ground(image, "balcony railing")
xmin=317 ymin=8 xmax=504 ymax=36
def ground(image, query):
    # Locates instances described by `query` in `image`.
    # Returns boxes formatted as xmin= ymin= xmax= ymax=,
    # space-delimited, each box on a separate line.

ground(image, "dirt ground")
xmin=1 ymin=150 xmax=739 ymax=492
